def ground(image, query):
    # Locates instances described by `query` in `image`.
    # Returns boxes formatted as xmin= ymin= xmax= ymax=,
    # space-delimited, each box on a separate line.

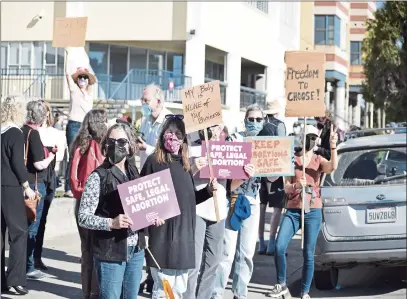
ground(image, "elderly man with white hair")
xmin=138 ymin=84 xmax=172 ymax=294
xmin=137 ymin=84 xmax=173 ymax=169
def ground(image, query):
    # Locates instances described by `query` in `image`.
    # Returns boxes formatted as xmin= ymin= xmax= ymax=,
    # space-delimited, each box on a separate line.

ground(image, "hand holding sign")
xmin=110 ymin=214 xmax=133 ymax=229
xmin=330 ymin=124 xmax=338 ymax=148
xmin=243 ymin=164 xmax=255 ymax=178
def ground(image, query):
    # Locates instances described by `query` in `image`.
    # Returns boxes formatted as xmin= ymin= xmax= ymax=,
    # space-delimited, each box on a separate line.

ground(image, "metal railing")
xmin=1 ymin=68 xmax=46 ymax=98
xmin=0 ymin=68 xmax=192 ymax=102
xmin=204 ymin=78 xmax=227 ymax=105
xmin=244 ymin=1 xmax=269 ymax=13
xmin=240 ymin=86 xmax=267 ymax=109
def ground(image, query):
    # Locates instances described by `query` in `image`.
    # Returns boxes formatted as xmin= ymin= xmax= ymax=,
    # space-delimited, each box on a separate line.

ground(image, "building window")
xmin=245 ymin=1 xmax=268 ymax=14
xmin=89 ymin=43 xmax=109 ymax=77
xmin=205 ymin=60 xmax=225 ymax=81
xmin=350 ymin=41 xmax=363 ymax=65
xmin=45 ymin=42 xmax=64 ymax=74
xmin=314 ymin=15 xmax=341 ymax=47
xmin=1 ymin=42 xmax=64 ymax=75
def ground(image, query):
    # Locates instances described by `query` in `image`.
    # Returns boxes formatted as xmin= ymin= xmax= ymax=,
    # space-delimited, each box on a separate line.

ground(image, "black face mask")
xmin=317 ymin=123 xmax=324 ymax=130
xmin=107 ymin=144 xmax=128 ymax=164
xmin=305 ymin=136 xmax=317 ymax=151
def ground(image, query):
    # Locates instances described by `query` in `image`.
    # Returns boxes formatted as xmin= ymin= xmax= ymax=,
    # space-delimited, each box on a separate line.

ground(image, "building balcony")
xmin=0 ymin=68 xmax=192 ymax=103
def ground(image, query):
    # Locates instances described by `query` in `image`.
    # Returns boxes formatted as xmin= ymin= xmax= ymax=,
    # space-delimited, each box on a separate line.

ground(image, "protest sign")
xmin=181 ymin=81 xmax=223 ymax=134
xmin=117 ymin=169 xmax=180 ymax=231
xmin=200 ymin=141 xmax=252 ymax=179
xmin=53 ymin=17 xmax=88 ymax=48
xmin=246 ymin=136 xmax=295 ymax=177
xmin=285 ymin=51 xmax=326 ymax=117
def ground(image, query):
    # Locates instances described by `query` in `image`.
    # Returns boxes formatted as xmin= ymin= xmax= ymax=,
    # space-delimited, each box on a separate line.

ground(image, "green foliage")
xmin=362 ymin=2 xmax=407 ymax=122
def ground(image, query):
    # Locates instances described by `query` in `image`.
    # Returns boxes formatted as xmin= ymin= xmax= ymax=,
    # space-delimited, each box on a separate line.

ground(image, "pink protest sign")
xmin=117 ymin=169 xmax=180 ymax=231
xmin=200 ymin=141 xmax=252 ymax=180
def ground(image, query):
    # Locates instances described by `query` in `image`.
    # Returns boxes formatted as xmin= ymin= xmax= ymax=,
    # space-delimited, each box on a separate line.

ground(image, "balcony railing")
xmin=240 ymin=86 xmax=267 ymax=109
xmin=204 ymin=78 xmax=227 ymax=105
xmin=0 ymin=68 xmax=192 ymax=102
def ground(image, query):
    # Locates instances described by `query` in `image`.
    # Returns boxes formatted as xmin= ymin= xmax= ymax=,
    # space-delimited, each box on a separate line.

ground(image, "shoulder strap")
xmin=24 ymin=129 xmax=33 ymax=166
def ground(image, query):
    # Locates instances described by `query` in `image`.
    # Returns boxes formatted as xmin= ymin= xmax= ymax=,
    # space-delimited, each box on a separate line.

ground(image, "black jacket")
xmin=141 ymin=154 xmax=212 ymax=269
xmin=92 ymin=159 xmax=140 ymax=262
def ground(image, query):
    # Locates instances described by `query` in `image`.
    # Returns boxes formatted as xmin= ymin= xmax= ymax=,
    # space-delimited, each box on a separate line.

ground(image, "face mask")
xmin=305 ymin=136 xmax=317 ymax=151
xmin=141 ymin=104 xmax=152 ymax=117
xmin=107 ymin=144 xmax=128 ymax=164
xmin=245 ymin=119 xmax=264 ymax=136
xmin=293 ymin=127 xmax=301 ymax=135
xmin=317 ymin=123 xmax=324 ymax=130
xmin=164 ymin=133 xmax=182 ymax=153
xmin=78 ymin=78 xmax=88 ymax=87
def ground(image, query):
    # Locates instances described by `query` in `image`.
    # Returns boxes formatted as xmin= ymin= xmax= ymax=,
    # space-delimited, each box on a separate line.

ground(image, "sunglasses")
xmin=165 ymin=114 xmax=184 ymax=120
xmin=307 ymin=135 xmax=318 ymax=141
xmin=247 ymin=117 xmax=264 ymax=123
xmin=78 ymin=75 xmax=89 ymax=80
xmin=107 ymin=138 xmax=129 ymax=147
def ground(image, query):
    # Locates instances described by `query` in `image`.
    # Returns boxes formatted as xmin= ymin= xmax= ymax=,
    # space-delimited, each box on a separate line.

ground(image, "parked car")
xmin=314 ymin=133 xmax=407 ymax=290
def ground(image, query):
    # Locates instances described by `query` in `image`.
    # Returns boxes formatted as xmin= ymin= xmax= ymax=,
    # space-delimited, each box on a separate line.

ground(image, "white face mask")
xmin=78 ymin=78 xmax=88 ymax=87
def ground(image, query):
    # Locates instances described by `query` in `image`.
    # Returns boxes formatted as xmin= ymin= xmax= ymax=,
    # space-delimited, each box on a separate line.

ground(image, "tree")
xmin=362 ymin=2 xmax=407 ymax=122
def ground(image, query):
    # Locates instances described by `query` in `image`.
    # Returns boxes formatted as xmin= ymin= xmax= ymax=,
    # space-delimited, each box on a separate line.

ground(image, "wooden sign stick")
xmin=301 ymin=117 xmax=307 ymax=249
xmin=203 ymin=128 xmax=220 ymax=223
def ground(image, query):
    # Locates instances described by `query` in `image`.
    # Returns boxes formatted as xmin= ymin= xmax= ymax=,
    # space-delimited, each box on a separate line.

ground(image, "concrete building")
xmin=1 ymin=1 xmax=301 ymax=132
xmin=300 ymin=1 xmax=376 ymax=129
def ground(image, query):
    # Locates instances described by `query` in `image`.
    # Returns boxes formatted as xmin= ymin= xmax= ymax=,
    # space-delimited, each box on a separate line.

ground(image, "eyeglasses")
xmin=107 ymin=138 xmax=129 ymax=147
xmin=78 ymin=75 xmax=89 ymax=80
xmin=247 ymin=117 xmax=264 ymax=123
xmin=165 ymin=114 xmax=184 ymax=120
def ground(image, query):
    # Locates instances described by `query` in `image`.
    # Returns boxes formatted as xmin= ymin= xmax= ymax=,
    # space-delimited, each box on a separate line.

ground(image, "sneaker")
xmin=27 ymin=270 xmax=46 ymax=280
xmin=64 ymin=191 xmax=74 ymax=198
xmin=266 ymin=284 xmax=288 ymax=298
xmin=302 ymin=294 xmax=311 ymax=299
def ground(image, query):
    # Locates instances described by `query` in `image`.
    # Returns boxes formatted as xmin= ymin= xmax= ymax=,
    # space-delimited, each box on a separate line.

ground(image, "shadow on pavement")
xmin=288 ymin=266 xmax=407 ymax=298
xmin=41 ymin=247 xmax=80 ymax=264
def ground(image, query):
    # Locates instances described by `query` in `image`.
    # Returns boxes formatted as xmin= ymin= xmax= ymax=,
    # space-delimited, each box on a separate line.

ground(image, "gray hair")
xmin=26 ymin=100 xmax=47 ymax=125
xmin=245 ymin=104 xmax=264 ymax=119
xmin=101 ymin=123 xmax=137 ymax=158
xmin=144 ymin=83 xmax=164 ymax=102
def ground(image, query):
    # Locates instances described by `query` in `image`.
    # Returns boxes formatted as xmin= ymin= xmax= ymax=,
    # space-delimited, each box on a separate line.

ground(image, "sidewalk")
xmin=3 ymin=197 xmax=406 ymax=299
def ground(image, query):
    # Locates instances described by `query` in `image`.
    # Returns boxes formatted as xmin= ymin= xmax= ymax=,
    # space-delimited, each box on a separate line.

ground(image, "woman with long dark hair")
xmin=70 ymin=109 xmax=107 ymax=299
xmin=78 ymin=122 xmax=162 ymax=299
xmin=141 ymin=115 xmax=217 ymax=299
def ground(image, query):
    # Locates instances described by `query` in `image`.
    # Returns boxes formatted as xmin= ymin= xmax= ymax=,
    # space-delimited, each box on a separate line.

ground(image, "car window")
xmin=323 ymin=147 xmax=406 ymax=187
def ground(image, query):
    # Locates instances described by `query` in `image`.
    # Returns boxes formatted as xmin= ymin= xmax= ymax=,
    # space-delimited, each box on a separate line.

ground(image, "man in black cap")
xmin=256 ymin=100 xmax=286 ymax=255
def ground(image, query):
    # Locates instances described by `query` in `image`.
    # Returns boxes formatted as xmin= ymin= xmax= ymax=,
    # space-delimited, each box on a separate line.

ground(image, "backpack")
xmin=70 ymin=140 xmax=104 ymax=200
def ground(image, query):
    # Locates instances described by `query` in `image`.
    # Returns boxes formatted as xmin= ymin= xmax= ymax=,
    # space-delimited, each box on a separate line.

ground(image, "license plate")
xmin=366 ymin=207 xmax=397 ymax=224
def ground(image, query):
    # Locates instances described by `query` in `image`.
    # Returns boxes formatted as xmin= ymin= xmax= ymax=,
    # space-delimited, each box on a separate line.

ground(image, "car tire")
xmin=314 ymin=267 xmax=339 ymax=290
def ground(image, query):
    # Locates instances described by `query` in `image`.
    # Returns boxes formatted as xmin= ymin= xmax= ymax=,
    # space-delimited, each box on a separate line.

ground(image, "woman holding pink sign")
xmin=140 ymin=115 xmax=217 ymax=299
xmin=78 ymin=122 xmax=163 ymax=299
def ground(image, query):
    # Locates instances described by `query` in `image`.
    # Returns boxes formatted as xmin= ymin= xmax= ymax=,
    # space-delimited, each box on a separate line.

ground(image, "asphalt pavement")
xmin=2 ymin=197 xmax=406 ymax=299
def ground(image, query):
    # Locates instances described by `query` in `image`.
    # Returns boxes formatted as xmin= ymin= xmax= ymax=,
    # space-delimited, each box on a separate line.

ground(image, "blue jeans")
xmin=94 ymin=246 xmax=144 ymax=299
xmin=275 ymin=209 xmax=322 ymax=294
xmin=65 ymin=120 xmax=81 ymax=192
xmin=34 ymin=176 xmax=56 ymax=260
xmin=212 ymin=204 xmax=260 ymax=299
xmin=26 ymin=183 xmax=46 ymax=273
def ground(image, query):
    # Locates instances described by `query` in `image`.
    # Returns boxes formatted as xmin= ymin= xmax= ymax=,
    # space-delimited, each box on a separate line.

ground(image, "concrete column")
xmin=369 ymin=102 xmax=375 ymax=128
xmin=225 ymin=52 xmax=241 ymax=113
xmin=334 ymin=81 xmax=346 ymax=130
xmin=353 ymin=94 xmax=362 ymax=127
xmin=364 ymin=101 xmax=369 ymax=128
xmin=376 ymin=108 xmax=382 ymax=129
xmin=382 ymin=109 xmax=386 ymax=128
xmin=348 ymin=105 xmax=353 ymax=125
xmin=184 ymin=2 xmax=205 ymax=86
xmin=344 ymin=87 xmax=349 ymax=129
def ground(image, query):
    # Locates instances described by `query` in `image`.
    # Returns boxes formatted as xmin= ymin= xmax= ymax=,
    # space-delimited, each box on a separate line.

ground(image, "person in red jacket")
xmin=70 ymin=109 xmax=107 ymax=299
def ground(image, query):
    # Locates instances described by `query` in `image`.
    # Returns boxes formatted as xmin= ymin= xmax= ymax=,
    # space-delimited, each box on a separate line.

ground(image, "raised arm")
xmin=320 ymin=125 xmax=338 ymax=174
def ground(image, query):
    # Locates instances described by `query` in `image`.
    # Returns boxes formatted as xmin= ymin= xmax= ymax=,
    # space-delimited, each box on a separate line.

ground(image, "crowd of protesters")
xmin=1 ymin=69 xmax=339 ymax=299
